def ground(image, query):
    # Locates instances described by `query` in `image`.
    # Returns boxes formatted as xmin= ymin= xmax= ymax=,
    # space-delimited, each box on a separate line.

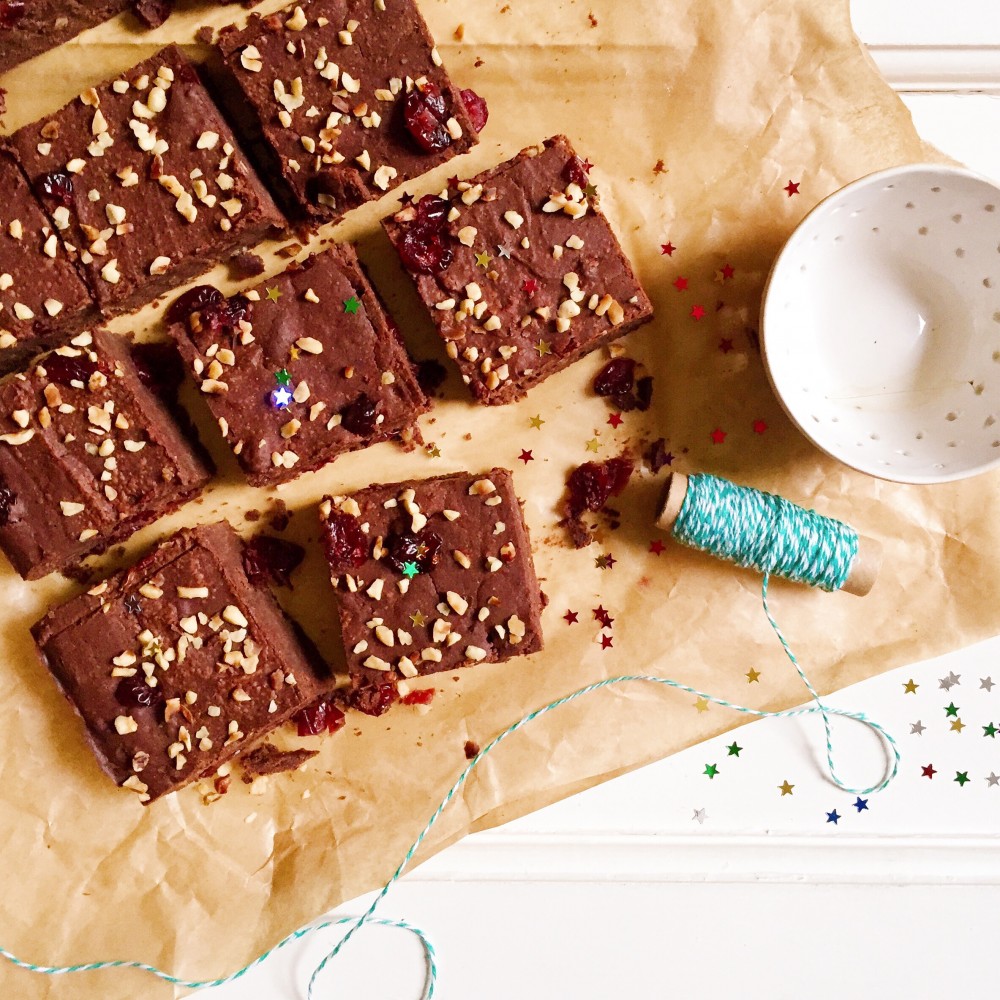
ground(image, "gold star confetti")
xmin=534 ymin=340 xmax=552 ymax=357
xmin=903 ymin=679 xmax=918 ymax=694
xmin=265 ymin=286 xmax=282 ymax=302
xmin=585 ymin=438 xmax=600 ymax=453
xmin=288 ymin=346 xmax=301 ymax=361
xmin=529 ymin=414 xmax=545 ymax=430
xmin=746 ymin=668 xmax=761 ymax=684
xmin=425 ymin=444 xmax=441 ymax=459
xmin=950 ymin=718 xmax=966 ymax=733
xmin=475 ymin=251 xmax=491 ymax=269
xmin=778 ymin=780 xmax=794 ymax=796
xmin=410 ymin=611 xmax=427 ymax=627
xmin=694 ymin=697 xmax=709 ymax=713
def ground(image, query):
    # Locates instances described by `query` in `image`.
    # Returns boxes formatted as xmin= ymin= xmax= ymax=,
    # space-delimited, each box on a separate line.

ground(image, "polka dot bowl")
xmin=761 ymin=164 xmax=1000 ymax=484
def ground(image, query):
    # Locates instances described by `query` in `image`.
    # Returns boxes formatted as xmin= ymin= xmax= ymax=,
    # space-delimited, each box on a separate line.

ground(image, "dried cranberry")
xmin=131 ymin=0 xmax=173 ymax=28
xmin=565 ymin=457 xmax=635 ymax=521
xmin=562 ymin=155 xmax=592 ymax=189
xmin=243 ymin=535 xmax=305 ymax=588
xmin=0 ymin=1 xmax=25 ymax=28
xmin=385 ymin=527 xmax=442 ymax=575
xmin=166 ymin=285 xmax=224 ymax=325
xmin=43 ymin=353 xmax=99 ymax=386
xmin=415 ymin=194 xmax=449 ymax=227
xmin=464 ymin=740 xmax=480 ymax=759
xmin=293 ymin=698 xmax=346 ymax=737
xmin=130 ymin=343 xmax=184 ymax=401
xmin=397 ymin=227 xmax=453 ymax=274
xmin=403 ymin=81 xmax=452 ymax=152
xmin=416 ymin=359 xmax=447 ymax=395
xmin=350 ymin=681 xmax=398 ymax=717
xmin=322 ymin=508 xmax=368 ymax=571
xmin=401 ymin=688 xmax=435 ymax=706
xmin=340 ymin=393 xmax=381 ymax=436
xmin=0 ymin=477 xmax=14 ymax=527
xmin=114 ymin=675 xmax=164 ymax=710
xmin=460 ymin=88 xmax=489 ymax=132
xmin=593 ymin=358 xmax=635 ymax=399
xmin=35 ymin=172 xmax=74 ymax=208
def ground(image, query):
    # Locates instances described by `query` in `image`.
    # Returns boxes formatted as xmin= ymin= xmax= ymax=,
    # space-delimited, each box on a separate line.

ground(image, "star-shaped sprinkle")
xmin=648 ymin=540 xmax=665 ymax=556
xmin=534 ymin=340 xmax=552 ymax=357
xmin=402 ymin=561 xmax=420 ymax=579
xmin=600 ymin=634 xmax=613 ymax=650
xmin=692 ymin=808 xmax=706 ymax=824
xmin=981 ymin=676 xmax=995 ymax=692
xmin=718 ymin=338 xmax=734 ymax=354
xmin=595 ymin=553 xmax=616 ymax=570
xmin=475 ymin=251 xmax=491 ymax=269
xmin=921 ymin=764 xmax=936 ymax=778
xmin=660 ymin=242 xmax=676 ymax=256
xmin=954 ymin=771 xmax=970 ymax=787
xmin=784 ymin=180 xmax=800 ymax=197
xmin=585 ymin=438 xmax=600 ymax=453
xmin=425 ymin=444 xmax=441 ymax=459
xmin=903 ymin=679 xmax=919 ymax=694
xmin=288 ymin=346 xmax=301 ymax=361
xmin=275 ymin=368 xmax=292 ymax=386
xmin=672 ymin=276 xmax=689 ymax=291
xmin=703 ymin=763 xmax=719 ymax=779
xmin=496 ymin=244 xmax=511 ymax=260
xmin=752 ymin=419 xmax=768 ymax=435
xmin=944 ymin=702 xmax=959 ymax=717
xmin=778 ymin=780 xmax=794 ymax=796
xmin=608 ymin=413 xmax=623 ymax=428
xmin=410 ymin=611 xmax=427 ymax=627
xmin=593 ymin=606 xmax=613 ymax=628
xmin=523 ymin=278 xmax=539 ymax=295
xmin=529 ymin=414 xmax=545 ymax=430
xmin=710 ymin=427 xmax=727 ymax=444
xmin=563 ymin=610 xmax=579 ymax=625
xmin=987 ymin=773 xmax=1000 ymax=787
xmin=826 ymin=809 xmax=840 ymax=824
xmin=518 ymin=449 xmax=533 ymax=464
xmin=694 ymin=697 xmax=709 ymax=713
xmin=584 ymin=183 xmax=598 ymax=200
xmin=270 ymin=386 xmax=293 ymax=409
xmin=343 ymin=295 xmax=361 ymax=314
xmin=727 ymin=741 xmax=742 ymax=757
xmin=746 ymin=668 xmax=761 ymax=684
xmin=720 ymin=263 xmax=735 ymax=281
xmin=265 ymin=286 xmax=282 ymax=302
xmin=690 ymin=304 xmax=706 ymax=321
xmin=854 ymin=797 xmax=868 ymax=812
xmin=984 ymin=722 xmax=998 ymax=738
xmin=950 ymin=718 xmax=965 ymax=733
xmin=910 ymin=720 xmax=926 ymax=735
xmin=939 ymin=671 xmax=960 ymax=690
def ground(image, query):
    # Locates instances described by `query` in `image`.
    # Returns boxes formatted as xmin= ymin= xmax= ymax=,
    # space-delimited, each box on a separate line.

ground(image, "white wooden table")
xmin=209 ymin=5 xmax=1000 ymax=997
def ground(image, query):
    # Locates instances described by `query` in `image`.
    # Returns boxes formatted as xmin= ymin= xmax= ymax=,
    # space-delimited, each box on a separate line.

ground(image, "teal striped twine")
xmin=673 ymin=473 xmax=860 ymax=592
xmin=0 ymin=474 xmax=901 ymax=997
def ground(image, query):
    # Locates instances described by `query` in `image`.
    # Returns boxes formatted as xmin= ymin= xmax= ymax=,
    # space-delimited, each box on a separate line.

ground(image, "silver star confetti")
xmin=986 ymin=773 xmax=1000 ymax=788
xmin=496 ymin=244 xmax=511 ymax=260
xmin=910 ymin=720 xmax=926 ymax=736
xmin=692 ymin=808 xmax=706 ymax=824
xmin=939 ymin=671 xmax=961 ymax=691
xmin=981 ymin=677 xmax=995 ymax=692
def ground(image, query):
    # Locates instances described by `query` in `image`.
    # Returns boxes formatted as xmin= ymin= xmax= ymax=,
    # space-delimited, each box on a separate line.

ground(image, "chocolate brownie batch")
xmin=1 ymin=0 xmax=654 ymax=804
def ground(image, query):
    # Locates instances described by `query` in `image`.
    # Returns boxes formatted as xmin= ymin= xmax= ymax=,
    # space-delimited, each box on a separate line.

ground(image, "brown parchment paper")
xmin=0 ymin=0 xmax=988 ymax=996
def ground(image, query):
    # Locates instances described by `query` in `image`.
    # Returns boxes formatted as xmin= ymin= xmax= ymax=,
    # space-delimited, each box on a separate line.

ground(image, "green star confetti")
xmin=727 ymin=742 xmax=742 ymax=757
xmin=275 ymin=368 xmax=292 ymax=386
xmin=343 ymin=295 xmax=361 ymax=314
xmin=954 ymin=771 xmax=970 ymax=787
xmin=703 ymin=763 xmax=719 ymax=779
xmin=402 ymin=561 xmax=419 ymax=579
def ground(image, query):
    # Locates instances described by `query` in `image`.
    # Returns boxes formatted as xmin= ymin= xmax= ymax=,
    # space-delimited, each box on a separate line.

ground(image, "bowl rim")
xmin=760 ymin=161 xmax=1000 ymax=486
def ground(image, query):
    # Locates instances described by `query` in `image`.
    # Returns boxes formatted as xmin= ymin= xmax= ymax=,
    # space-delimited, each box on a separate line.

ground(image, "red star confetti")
xmin=563 ymin=610 xmax=579 ymax=625
xmin=523 ymin=278 xmax=539 ymax=295
xmin=710 ymin=427 xmax=727 ymax=444
xmin=752 ymin=419 xmax=768 ymax=434
xmin=672 ymin=276 xmax=689 ymax=291
xmin=690 ymin=304 xmax=706 ymax=321
xmin=649 ymin=540 xmax=666 ymax=555
xmin=922 ymin=764 xmax=937 ymax=779
xmin=600 ymin=634 xmax=614 ymax=650
xmin=784 ymin=179 xmax=800 ymax=197
xmin=593 ymin=606 xmax=614 ymax=628
xmin=718 ymin=338 xmax=734 ymax=353
xmin=720 ymin=263 xmax=735 ymax=280
xmin=660 ymin=241 xmax=676 ymax=256
xmin=607 ymin=413 xmax=623 ymax=428
xmin=582 ymin=158 xmax=594 ymax=173
xmin=518 ymin=449 xmax=534 ymax=464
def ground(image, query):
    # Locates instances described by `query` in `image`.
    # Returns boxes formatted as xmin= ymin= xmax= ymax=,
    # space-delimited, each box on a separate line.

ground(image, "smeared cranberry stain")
xmin=35 ymin=171 xmax=74 ymax=207
xmin=460 ymin=88 xmax=489 ymax=132
xmin=401 ymin=688 xmax=435 ymax=706
xmin=243 ymin=535 xmax=305 ymax=588
xmin=562 ymin=456 xmax=635 ymax=548
xmin=341 ymin=393 xmax=380 ymax=436
xmin=322 ymin=508 xmax=368 ymax=571
xmin=416 ymin=359 xmax=447 ymax=395
xmin=293 ymin=698 xmax=346 ymax=737
xmin=44 ymin=353 xmax=99 ymax=386
xmin=385 ymin=527 xmax=442 ymax=575
xmin=114 ymin=675 xmax=163 ymax=710
xmin=403 ymin=81 xmax=452 ymax=152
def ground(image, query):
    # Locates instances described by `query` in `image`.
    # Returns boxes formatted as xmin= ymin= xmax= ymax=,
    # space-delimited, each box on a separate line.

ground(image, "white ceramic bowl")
xmin=761 ymin=163 xmax=1000 ymax=484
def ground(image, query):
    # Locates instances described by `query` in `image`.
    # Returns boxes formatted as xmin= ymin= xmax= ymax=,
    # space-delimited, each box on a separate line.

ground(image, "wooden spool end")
xmin=655 ymin=472 xmax=883 ymax=598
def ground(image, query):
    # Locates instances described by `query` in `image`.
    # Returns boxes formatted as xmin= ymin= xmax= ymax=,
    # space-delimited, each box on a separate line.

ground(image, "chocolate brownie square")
xmin=0 ymin=1 xmax=130 ymax=75
xmin=0 ymin=328 xmax=212 ymax=580
xmin=32 ymin=521 xmax=326 ymax=802
xmin=384 ymin=135 xmax=655 ymax=404
xmin=216 ymin=0 xmax=482 ymax=224
xmin=169 ymin=244 xmax=428 ymax=486
xmin=10 ymin=45 xmax=285 ymax=318
xmin=319 ymin=468 xmax=544 ymax=714
xmin=0 ymin=145 xmax=97 ymax=360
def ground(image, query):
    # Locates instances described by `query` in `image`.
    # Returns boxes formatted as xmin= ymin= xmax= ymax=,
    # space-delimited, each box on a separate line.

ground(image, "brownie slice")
xmin=0 ymin=1 xmax=130 ymax=76
xmin=10 ymin=45 xmax=286 ymax=319
xmin=216 ymin=0 xmax=481 ymax=224
xmin=169 ymin=244 xmax=428 ymax=486
xmin=0 ymin=145 xmax=98 ymax=361
xmin=0 ymin=328 xmax=212 ymax=580
xmin=32 ymin=521 xmax=327 ymax=803
xmin=319 ymin=468 xmax=544 ymax=714
xmin=384 ymin=135 xmax=655 ymax=405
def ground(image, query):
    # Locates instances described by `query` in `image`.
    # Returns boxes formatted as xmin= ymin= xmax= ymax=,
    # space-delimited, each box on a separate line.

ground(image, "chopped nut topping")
xmin=114 ymin=714 xmax=138 ymax=735
xmin=465 ymin=645 xmax=487 ymax=662
xmin=177 ymin=586 xmax=209 ymax=599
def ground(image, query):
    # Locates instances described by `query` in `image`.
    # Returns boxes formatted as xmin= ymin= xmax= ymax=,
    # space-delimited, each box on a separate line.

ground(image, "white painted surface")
xmin=204 ymin=10 xmax=1000 ymax=1000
